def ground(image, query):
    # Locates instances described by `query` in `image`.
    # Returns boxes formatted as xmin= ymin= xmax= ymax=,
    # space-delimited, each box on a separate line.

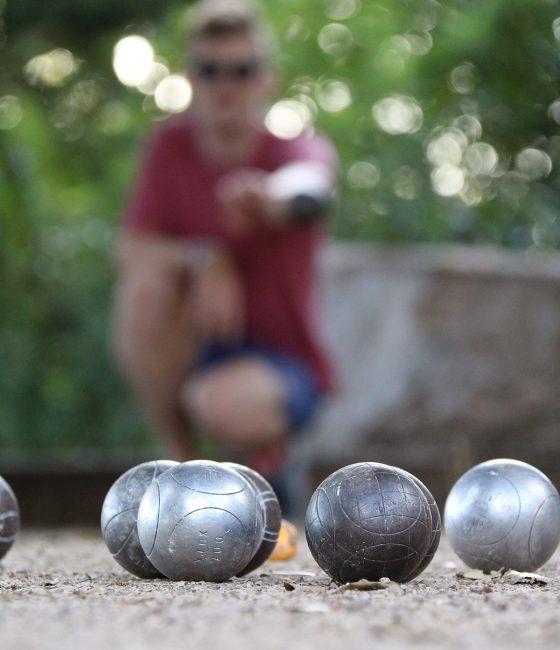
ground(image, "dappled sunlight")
xmin=458 ymin=179 xmax=485 ymax=207
xmin=465 ymin=143 xmax=499 ymax=176
xmin=113 ymin=35 xmax=191 ymax=114
xmin=515 ymin=148 xmax=553 ymax=181
xmin=453 ymin=114 xmax=482 ymax=141
xmin=449 ymin=62 xmax=478 ymax=94
xmin=424 ymin=122 xmax=507 ymax=206
xmin=347 ymin=160 xmax=381 ymax=189
xmin=372 ymin=95 xmax=423 ymax=135
xmin=317 ymin=23 xmax=354 ymax=57
xmin=0 ymin=95 xmax=22 ymax=130
xmin=4 ymin=0 xmax=560 ymax=254
xmin=315 ymin=79 xmax=351 ymax=112
xmin=24 ymin=48 xmax=79 ymax=87
xmin=411 ymin=0 xmax=439 ymax=31
xmin=548 ymin=100 xmax=560 ymax=124
xmin=153 ymin=75 xmax=192 ymax=113
xmin=113 ymin=36 xmax=155 ymax=88
xmin=426 ymin=129 xmax=467 ymax=167
xmin=553 ymin=17 xmax=560 ymax=41
xmin=389 ymin=31 xmax=433 ymax=56
xmin=5 ymin=0 xmax=560 ymax=461
xmin=137 ymin=62 xmax=170 ymax=96
xmin=50 ymin=80 xmax=102 ymax=141
xmin=431 ymin=164 xmax=465 ymax=197
xmin=265 ymin=99 xmax=313 ymax=139
xmin=324 ymin=0 xmax=361 ymax=21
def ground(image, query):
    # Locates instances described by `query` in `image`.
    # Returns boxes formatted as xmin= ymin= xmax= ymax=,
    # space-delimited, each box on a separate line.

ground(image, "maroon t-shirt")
xmin=123 ymin=114 xmax=336 ymax=392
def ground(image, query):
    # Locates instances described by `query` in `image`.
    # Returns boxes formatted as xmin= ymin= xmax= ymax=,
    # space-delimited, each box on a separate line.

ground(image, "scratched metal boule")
xmin=0 ymin=474 xmax=19 ymax=560
xmin=305 ymin=462 xmax=434 ymax=583
xmin=444 ymin=458 xmax=560 ymax=572
xmin=223 ymin=462 xmax=282 ymax=576
xmin=137 ymin=460 xmax=264 ymax=582
xmin=101 ymin=459 xmax=178 ymax=578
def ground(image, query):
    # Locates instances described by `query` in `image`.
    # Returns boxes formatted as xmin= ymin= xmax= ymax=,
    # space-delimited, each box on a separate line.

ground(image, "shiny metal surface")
xmin=223 ymin=462 xmax=282 ymax=576
xmin=137 ymin=460 xmax=264 ymax=582
xmin=305 ymin=462 xmax=434 ymax=584
xmin=101 ymin=460 xmax=178 ymax=578
xmin=0 ymin=474 xmax=19 ymax=560
xmin=444 ymin=458 xmax=560 ymax=571
xmin=401 ymin=469 xmax=441 ymax=580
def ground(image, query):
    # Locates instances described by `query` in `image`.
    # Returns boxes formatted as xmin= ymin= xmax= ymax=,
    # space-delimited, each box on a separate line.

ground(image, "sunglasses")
xmin=191 ymin=59 xmax=263 ymax=81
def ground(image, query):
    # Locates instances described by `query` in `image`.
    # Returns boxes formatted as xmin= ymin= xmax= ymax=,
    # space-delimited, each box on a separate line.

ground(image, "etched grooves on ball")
xmin=305 ymin=462 xmax=439 ymax=583
xmin=137 ymin=460 xmax=264 ymax=581
xmin=444 ymin=459 xmax=560 ymax=572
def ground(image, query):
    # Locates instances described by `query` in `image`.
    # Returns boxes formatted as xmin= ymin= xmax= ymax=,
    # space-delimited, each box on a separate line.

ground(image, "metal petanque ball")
xmin=305 ymin=462 xmax=435 ymax=584
xmin=223 ymin=462 xmax=282 ymax=576
xmin=101 ymin=460 xmax=178 ymax=578
xmin=444 ymin=458 xmax=560 ymax=572
xmin=137 ymin=460 xmax=264 ymax=582
xmin=0 ymin=474 xmax=19 ymax=561
xmin=400 ymin=469 xmax=442 ymax=580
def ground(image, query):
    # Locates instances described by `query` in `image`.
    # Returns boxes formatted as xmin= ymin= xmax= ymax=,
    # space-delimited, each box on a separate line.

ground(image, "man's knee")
xmin=182 ymin=365 xmax=287 ymax=446
xmin=183 ymin=373 xmax=236 ymax=439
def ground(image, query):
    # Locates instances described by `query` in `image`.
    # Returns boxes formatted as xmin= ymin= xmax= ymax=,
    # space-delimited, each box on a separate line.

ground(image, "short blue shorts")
xmin=192 ymin=339 xmax=322 ymax=432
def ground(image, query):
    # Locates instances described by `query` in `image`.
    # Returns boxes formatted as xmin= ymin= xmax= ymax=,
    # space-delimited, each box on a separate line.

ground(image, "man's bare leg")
xmin=183 ymin=357 xmax=289 ymax=452
xmin=112 ymin=271 xmax=194 ymax=460
xmin=183 ymin=358 xmax=313 ymax=516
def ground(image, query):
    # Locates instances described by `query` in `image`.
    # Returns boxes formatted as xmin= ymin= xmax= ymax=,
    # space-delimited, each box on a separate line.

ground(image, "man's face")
xmin=188 ymin=34 xmax=272 ymax=132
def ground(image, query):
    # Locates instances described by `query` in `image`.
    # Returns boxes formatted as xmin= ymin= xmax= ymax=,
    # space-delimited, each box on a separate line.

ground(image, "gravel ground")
xmin=1 ymin=528 xmax=560 ymax=650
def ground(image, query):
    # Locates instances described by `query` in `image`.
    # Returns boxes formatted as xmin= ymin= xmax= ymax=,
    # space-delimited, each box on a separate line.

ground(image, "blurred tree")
xmin=1 ymin=0 xmax=559 ymax=452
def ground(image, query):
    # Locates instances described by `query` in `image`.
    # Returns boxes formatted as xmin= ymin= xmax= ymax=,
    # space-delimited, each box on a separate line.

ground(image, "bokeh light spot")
xmin=431 ymin=165 xmax=465 ymax=197
xmin=324 ymin=0 xmax=360 ymax=20
xmin=347 ymin=161 xmax=381 ymax=188
xmin=449 ymin=62 xmax=478 ymax=94
xmin=411 ymin=1 xmax=439 ymax=31
xmin=453 ymin=114 xmax=482 ymax=141
xmin=138 ymin=62 xmax=170 ymax=96
xmin=548 ymin=100 xmax=560 ymax=125
xmin=459 ymin=180 xmax=485 ymax=206
xmin=316 ymin=80 xmax=351 ymax=112
xmin=553 ymin=17 xmax=560 ymax=41
xmin=265 ymin=100 xmax=313 ymax=139
xmin=24 ymin=48 xmax=78 ymax=87
xmin=0 ymin=96 xmax=23 ymax=130
xmin=372 ymin=95 xmax=423 ymax=135
xmin=398 ymin=31 xmax=433 ymax=56
xmin=154 ymin=75 xmax=192 ymax=113
xmin=465 ymin=143 xmax=499 ymax=175
xmin=515 ymin=148 xmax=552 ymax=181
xmin=427 ymin=131 xmax=466 ymax=166
xmin=318 ymin=23 xmax=354 ymax=56
xmin=113 ymin=36 xmax=154 ymax=87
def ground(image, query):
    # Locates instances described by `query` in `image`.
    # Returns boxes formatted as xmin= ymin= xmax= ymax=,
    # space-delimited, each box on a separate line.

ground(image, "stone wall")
xmin=309 ymin=244 xmax=560 ymax=491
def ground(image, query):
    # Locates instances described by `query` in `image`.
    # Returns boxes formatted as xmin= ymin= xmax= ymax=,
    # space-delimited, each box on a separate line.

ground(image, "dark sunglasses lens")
xmin=197 ymin=62 xmax=220 ymax=79
xmin=194 ymin=60 xmax=261 ymax=80
xmin=234 ymin=63 xmax=260 ymax=79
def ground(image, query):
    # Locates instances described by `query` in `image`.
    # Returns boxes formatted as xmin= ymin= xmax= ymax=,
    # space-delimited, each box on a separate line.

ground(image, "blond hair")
xmin=187 ymin=0 xmax=277 ymax=60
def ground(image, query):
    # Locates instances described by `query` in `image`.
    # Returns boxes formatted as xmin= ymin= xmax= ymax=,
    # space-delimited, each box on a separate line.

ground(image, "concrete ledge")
xmin=310 ymin=243 xmax=560 ymax=487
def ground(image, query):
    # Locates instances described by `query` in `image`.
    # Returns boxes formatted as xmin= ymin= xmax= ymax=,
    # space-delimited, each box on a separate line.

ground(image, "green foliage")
xmin=1 ymin=0 xmax=560 ymax=450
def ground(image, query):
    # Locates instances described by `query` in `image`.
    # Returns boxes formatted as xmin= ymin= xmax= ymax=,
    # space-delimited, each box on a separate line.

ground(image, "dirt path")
xmin=0 ymin=529 xmax=559 ymax=649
